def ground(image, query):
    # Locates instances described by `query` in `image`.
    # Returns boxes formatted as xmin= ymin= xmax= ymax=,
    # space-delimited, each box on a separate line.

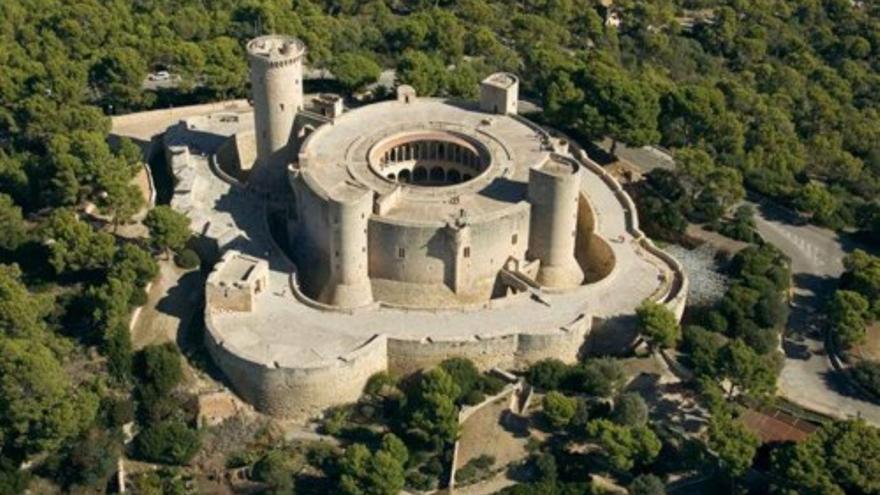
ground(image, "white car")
xmin=148 ymin=71 xmax=171 ymax=81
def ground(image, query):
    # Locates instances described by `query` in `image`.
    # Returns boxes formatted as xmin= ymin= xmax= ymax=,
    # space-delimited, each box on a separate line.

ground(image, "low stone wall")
xmin=569 ymin=146 xmax=689 ymax=319
xmin=388 ymin=335 xmax=518 ymax=376
xmin=449 ymin=384 xmax=521 ymax=491
xmin=204 ymin=311 xmax=388 ymax=419
xmin=387 ymin=315 xmax=590 ymax=376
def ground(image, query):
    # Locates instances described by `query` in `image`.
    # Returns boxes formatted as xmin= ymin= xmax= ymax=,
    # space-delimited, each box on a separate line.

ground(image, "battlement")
xmin=480 ymin=72 xmax=519 ymax=115
xmin=246 ymin=35 xmax=306 ymax=67
xmin=206 ymin=251 xmax=269 ymax=312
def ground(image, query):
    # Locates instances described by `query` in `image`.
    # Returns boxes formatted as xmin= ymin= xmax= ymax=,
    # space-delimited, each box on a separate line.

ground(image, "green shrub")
xmin=226 ymin=449 xmax=261 ymax=469
xmin=364 ymin=371 xmax=397 ymax=396
xmin=320 ymin=406 xmax=350 ymax=436
xmin=174 ymin=248 xmax=200 ymax=269
xmin=102 ymin=396 xmax=135 ymax=427
xmin=481 ymin=374 xmax=506 ymax=395
xmin=136 ymin=343 xmax=183 ymax=402
xmin=471 ymin=454 xmax=495 ymax=470
xmin=406 ymin=470 xmax=435 ymax=491
xmin=455 ymin=464 xmax=478 ymax=484
xmin=629 ymin=474 xmax=666 ymax=495
xmin=853 ymin=360 xmax=880 ymax=397
xmin=542 ymin=391 xmax=577 ymax=429
xmin=527 ymin=359 xmax=569 ymax=390
xmin=252 ymin=450 xmax=295 ymax=494
xmin=612 ymin=392 xmax=649 ymax=427
xmin=129 ymin=286 xmax=148 ymax=307
xmin=134 ymin=419 xmax=201 ymax=465
xmin=462 ymin=389 xmax=485 ymax=405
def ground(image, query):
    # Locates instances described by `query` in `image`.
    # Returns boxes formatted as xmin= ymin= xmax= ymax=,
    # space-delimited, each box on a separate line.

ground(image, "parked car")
xmin=148 ymin=70 xmax=171 ymax=81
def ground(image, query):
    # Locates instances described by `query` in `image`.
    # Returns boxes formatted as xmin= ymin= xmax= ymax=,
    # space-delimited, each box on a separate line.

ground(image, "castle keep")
xmin=170 ymin=35 xmax=687 ymax=419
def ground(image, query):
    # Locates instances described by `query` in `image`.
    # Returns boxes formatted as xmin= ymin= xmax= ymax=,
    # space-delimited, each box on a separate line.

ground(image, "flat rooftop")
xmin=483 ymin=73 xmax=518 ymax=89
xmin=298 ymin=98 xmax=546 ymax=225
xmin=215 ymin=253 xmax=260 ymax=283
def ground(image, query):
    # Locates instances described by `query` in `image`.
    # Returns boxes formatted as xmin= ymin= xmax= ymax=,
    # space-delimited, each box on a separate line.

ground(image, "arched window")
xmin=447 ymin=169 xmax=461 ymax=184
xmin=413 ymin=167 xmax=428 ymax=182
xmin=430 ymin=167 xmax=445 ymax=182
xmin=399 ymin=169 xmax=411 ymax=183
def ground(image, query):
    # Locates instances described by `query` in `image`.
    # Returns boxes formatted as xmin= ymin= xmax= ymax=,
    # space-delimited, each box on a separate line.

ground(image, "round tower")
xmin=247 ymin=35 xmax=305 ymax=182
xmin=527 ymin=154 xmax=585 ymax=289
xmin=324 ymin=184 xmax=373 ymax=308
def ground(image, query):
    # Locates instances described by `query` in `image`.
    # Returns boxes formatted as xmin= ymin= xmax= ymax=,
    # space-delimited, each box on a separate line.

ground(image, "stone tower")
xmin=528 ymin=155 xmax=585 ymax=289
xmin=480 ymin=73 xmax=519 ymax=115
xmin=322 ymin=183 xmax=374 ymax=308
xmin=247 ymin=35 xmax=305 ymax=183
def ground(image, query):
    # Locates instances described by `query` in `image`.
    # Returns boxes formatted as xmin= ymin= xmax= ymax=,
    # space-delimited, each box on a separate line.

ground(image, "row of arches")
xmin=380 ymin=140 xmax=483 ymax=171
xmin=387 ymin=165 xmax=474 ymax=185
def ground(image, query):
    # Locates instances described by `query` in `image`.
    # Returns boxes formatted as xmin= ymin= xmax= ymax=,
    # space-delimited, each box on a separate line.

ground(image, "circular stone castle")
xmin=172 ymin=35 xmax=687 ymax=419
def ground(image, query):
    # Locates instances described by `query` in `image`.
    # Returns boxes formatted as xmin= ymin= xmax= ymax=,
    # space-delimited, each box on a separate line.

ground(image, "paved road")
xmin=606 ymin=141 xmax=880 ymax=423
xmin=751 ymin=201 xmax=880 ymax=424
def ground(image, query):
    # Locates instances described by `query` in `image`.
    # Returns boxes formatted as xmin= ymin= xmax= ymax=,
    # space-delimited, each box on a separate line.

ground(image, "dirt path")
xmin=131 ymin=261 xmax=203 ymax=350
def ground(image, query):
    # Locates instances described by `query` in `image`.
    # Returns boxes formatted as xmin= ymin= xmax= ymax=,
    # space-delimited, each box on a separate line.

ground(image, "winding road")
xmin=751 ymin=201 xmax=880 ymax=424
xmin=603 ymin=140 xmax=880 ymax=424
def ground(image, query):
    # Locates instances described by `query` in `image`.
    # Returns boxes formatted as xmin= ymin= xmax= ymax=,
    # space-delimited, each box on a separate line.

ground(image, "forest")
xmin=2 ymin=0 xmax=880 ymax=493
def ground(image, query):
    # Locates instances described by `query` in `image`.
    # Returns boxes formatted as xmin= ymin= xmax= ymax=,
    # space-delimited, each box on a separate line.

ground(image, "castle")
xmin=168 ymin=35 xmax=687 ymax=419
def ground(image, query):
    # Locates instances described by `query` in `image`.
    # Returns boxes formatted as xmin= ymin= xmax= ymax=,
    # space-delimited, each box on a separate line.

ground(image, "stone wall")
xmin=387 ymin=335 xmax=519 ymax=376
xmin=387 ymin=315 xmax=590 ymax=376
xmin=204 ymin=311 xmax=388 ymax=419
xmin=367 ymin=205 xmax=530 ymax=302
xmin=216 ymin=130 xmax=257 ymax=181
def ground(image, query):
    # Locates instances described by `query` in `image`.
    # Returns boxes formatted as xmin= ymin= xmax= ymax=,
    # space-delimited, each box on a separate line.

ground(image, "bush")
xmin=542 ymin=391 xmax=577 ymax=429
xmin=252 ymin=450 xmax=295 ymax=494
xmin=439 ymin=357 xmax=506 ymax=405
xmin=629 ymin=474 xmax=666 ymax=495
xmin=527 ymin=358 xmax=569 ymax=390
xmin=481 ymin=374 xmax=506 ymax=395
xmin=636 ymin=300 xmax=681 ymax=349
xmin=59 ymin=427 xmax=122 ymax=488
xmin=853 ymin=360 xmax=880 ymax=398
xmin=134 ymin=419 xmax=201 ymax=465
xmin=102 ymin=395 xmax=135 ymax=427
xmin=612 ymin=393 xmax=649 ymax=427
xmin=406 ymin=470 xmax=435 ymax=491
xmin=320 ymin=406 xmax=351 ymax=436
xmin=364 ymin=371 xmax=397 ymax=396
xmin=455 ymin=464 xmax=478 ymax=484
xmin=575 ymin=358 xmax=625 ymax=398
xmin=455 ymin=455 xmax=495 ymax=485
xmin=136 ymin=343 xmax=183 ymax=409
xmin=462 ymin=389 xmax=485 ymax=405
xmin=471 ymin=454 xmax=495 ymax=470
xmin=174 ymin=248 xmax=200 ymax=269
xmin=129 ymin=286 xmax=148 ymax=307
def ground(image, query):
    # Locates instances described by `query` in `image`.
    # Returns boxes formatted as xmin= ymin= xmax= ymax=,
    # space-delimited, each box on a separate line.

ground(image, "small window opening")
xmin=398 ymin=247 xmax=406 ymax=259
xmin=463 ymin=247 xmax=471 ymax=258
